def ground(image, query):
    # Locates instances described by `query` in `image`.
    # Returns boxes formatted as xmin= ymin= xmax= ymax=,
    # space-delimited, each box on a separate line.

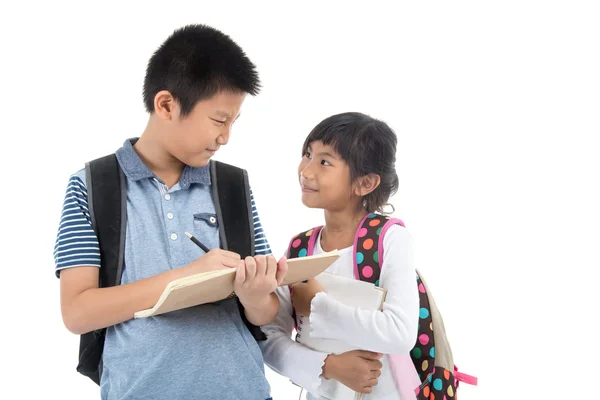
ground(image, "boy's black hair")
xmin=143 ymin=24 xmax=261 ymax=116
xmin=301 ymin=112 xmax=399 ymax=213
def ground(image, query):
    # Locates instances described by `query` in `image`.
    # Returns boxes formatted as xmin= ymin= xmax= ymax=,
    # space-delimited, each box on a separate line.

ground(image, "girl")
xmin=260 ymin=112 xmax=420 ymax=399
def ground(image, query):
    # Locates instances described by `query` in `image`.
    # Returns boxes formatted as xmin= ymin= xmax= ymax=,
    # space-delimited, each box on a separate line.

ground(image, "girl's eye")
xmin=321 ymin=160 xmax=331 ymax=166
xmin=211 ymin=118 xmax=226 ymax=125
xmin=304 ymin=152 xmax=312 ymax=159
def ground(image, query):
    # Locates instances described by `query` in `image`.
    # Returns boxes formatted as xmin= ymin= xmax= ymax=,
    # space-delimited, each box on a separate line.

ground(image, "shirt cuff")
xmin=288 ymin=344 xmax=329 ymax=395
xmin=309 ymin=292 xmax=342 ymax=339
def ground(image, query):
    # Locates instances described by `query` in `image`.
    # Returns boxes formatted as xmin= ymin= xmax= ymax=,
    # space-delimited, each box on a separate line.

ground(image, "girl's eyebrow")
xmin=316 ymin=150 xmax=340 ymax=160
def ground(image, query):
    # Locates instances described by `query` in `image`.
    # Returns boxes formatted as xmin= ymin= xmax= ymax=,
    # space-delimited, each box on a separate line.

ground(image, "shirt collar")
xmin=115 ymin=138 xmax=211 ymax=188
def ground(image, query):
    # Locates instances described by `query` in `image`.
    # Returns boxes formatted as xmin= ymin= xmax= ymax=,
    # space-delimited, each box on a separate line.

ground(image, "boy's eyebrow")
xmin=214 ymin=110 xmax=241 ymax=121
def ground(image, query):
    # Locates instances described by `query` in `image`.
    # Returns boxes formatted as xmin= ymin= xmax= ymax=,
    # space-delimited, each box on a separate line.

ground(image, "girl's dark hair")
xmin=143 ymin=24 xmax=260 ymax=116
xmin=301 ymin=112 xmax=399 ymax=213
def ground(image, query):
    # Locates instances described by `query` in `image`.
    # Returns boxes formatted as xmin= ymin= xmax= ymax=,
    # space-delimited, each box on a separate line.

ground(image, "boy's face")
xmin=165 ymin=91 xmax=246 ymax=167
xmin=298 ymin=141 xmax=356 ymax=211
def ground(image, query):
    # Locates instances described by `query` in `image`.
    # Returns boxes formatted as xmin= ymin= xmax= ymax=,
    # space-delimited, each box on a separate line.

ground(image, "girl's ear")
xmin=353 ymin=174 xmax=381 ymax=197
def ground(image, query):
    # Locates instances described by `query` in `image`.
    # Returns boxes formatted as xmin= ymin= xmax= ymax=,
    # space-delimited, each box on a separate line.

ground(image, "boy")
xmin=54 ymin=24 xmax=286 ymax=400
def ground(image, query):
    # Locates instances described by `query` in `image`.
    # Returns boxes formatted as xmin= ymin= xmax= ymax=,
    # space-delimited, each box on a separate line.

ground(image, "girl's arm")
xmin=309 ymin=225 xmax=420 ymax=354
xmin=259 ymin=286 xmax=329 ymax=395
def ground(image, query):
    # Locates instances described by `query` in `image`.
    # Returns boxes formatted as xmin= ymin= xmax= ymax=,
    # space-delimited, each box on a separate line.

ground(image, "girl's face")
xmin=298 ymin=141 xmax=360 ymax=211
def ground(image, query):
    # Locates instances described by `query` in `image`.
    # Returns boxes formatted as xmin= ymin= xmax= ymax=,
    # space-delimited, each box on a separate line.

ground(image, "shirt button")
xmin=209 ymin=216 xmax=216 ymax=224
xmin=170 ymin=233 xmax=178 ymax=241
xmin=164 ymin=193 xmax=171 ymax=200
xmin=167 ymin=213 xmax=174 ymax=220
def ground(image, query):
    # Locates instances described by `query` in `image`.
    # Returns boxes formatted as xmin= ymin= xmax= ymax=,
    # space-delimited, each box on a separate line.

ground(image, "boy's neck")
xmin=134 ymin=120 xmax=185 ymax=189
xmin=321 ymin=208 xmax=369 ymax=252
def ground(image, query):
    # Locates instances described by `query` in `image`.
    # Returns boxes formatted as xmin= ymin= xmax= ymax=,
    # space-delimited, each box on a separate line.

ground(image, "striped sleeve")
xmin=250 ymin=188 xmax=272 ymax=256
xmin=53 ymin=175 xmax=101 ymax=277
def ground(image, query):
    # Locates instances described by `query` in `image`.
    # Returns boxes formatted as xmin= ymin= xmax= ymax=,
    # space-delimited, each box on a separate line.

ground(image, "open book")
xmin=295 ymin=272 xmax=387 ymax=400
xmin=134 ymin=250 xmax=339 ymax=318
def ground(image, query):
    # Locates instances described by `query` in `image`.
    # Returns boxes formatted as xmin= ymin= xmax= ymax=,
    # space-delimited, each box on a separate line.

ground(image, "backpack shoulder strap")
xmin=86 ymin=154 xmax=127 ymax=287
xmin=287 ymin=226 xmax=323 ymax=258
xmin=77 ymin=153 xmax=127 ymax=385
xmin=210 ymin=160 xmax=266 ymax=341
xmin=354 ymin=213 xmax=437 ymax=383
xmin=286 ymin=226 xmax=321 ymax=331
xmin=353 ymin=213 xmax=404 ymax=286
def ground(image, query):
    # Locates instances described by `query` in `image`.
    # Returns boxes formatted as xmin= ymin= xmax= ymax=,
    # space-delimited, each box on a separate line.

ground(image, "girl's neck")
xmin=320 ymin=207 xmax=370 ymax=252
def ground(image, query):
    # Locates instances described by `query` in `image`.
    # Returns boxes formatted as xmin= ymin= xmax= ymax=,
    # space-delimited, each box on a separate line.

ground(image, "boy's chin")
xmin=180 ymin=154 xmax=211 ymax=168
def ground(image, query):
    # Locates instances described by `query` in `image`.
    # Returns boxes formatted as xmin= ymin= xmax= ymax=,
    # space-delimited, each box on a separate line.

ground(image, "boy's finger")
xmin=266 ymin=256 xmax=277 ymax=278
xmin=254 ymin=255 xmax=266 ymax=277
xmin=222 ymin=256 xmax=242 ymax=268
xmin=235 ymin=261 xmax=246 ymax=286
xmin=244 ymin=256 xmax=257 ymax=281
xmin=219 ymin=249 xmax=241 ymax=260
xmin=275 ymin=256 xmax=288 ymax=286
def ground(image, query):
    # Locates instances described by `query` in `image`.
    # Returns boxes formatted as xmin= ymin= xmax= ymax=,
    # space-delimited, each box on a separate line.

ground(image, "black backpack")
xmin=76 ymin=154 xmax=266 ymax=385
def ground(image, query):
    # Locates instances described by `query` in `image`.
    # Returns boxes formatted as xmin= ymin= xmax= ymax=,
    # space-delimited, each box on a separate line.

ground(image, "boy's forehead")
xmin=198 ymin=91 xmax=245 ymax=118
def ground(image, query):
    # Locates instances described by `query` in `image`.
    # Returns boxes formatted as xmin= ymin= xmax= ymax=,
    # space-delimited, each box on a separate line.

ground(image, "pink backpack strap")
xmin=454 ymin=366 xmax=478 ymax=386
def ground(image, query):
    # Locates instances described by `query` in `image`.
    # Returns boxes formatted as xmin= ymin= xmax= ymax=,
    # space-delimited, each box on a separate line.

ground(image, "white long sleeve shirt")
xmin=260 ymin=225 xmax=420 ymax=399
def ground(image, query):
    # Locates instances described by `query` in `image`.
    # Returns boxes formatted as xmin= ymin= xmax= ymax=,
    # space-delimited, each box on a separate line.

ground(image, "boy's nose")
xmin=216 ymin=127 xmax=231 ymax=145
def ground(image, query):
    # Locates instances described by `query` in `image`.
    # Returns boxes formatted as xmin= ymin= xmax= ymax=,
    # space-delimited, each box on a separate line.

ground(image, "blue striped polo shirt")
xmin=54 ymin=138 xmax=273 ymax=400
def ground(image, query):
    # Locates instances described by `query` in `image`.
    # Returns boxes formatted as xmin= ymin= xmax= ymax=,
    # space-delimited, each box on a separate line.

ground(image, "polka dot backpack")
xmin=287 ymin=213 xmax=477 ymax=400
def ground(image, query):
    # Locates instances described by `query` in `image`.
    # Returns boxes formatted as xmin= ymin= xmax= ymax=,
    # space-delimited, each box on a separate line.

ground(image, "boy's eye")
xmin=211 ymin=118 xmax=226 ymax=125
xmin=321 ymin=160 xmax=331 ymax=166
xmin=304 ymin=152 xmax=312 ymax=159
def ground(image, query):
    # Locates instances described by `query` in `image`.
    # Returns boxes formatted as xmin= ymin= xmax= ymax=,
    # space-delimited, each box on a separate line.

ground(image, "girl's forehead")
xmin=307 ymin=140 xmax=344 ymax=160
xmin=308 ymin=140 xmax=333 ymax=151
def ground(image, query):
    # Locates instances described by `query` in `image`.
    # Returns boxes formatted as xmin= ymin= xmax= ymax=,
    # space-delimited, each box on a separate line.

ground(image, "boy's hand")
xmin=234 ymin=255 xmax=288 ymax=309
xmin=187 ymin=249 xmax=241 ymax=274
xmin=290 ymin=278 xmax=325 ymax=317
xmin=321 ymin=351 xmax=383 ymax=394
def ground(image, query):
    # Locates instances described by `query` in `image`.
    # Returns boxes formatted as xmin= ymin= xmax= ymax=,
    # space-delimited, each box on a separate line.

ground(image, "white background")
xmin=1 ymin=1 xmax=598 ymax=399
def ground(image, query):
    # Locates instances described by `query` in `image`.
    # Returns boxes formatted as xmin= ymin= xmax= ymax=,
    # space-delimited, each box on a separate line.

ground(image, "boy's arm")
xmin=55 ymin=174 xmax=240 ymax=334
xmin=60 ymin=250 xmax=240 ymax=335
xmin=238 ymin=187 xmax=280 ymax=326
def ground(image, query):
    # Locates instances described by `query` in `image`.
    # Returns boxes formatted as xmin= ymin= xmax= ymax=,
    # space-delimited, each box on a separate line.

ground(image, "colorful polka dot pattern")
xmin=287 ymin=228 xmax=319 ymax=332
xmin=287 ymin=228 xmax=317 ymax=259
xmin=355 ymin=214 xmax=392 ymax=285
xmin=289 ymin=215 xmax=468 ymax=399
xmin=412 ymin=272 xmax=435 ymax=382
xmin=414 ymin=367 xmax=457 ymax=400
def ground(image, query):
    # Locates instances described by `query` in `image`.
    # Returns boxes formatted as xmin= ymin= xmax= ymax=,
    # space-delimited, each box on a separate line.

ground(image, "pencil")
xmin=184 ymin=232 xmax=211 ymax=253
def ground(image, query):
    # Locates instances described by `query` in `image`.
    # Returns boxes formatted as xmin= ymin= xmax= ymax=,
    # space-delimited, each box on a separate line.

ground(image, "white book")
xmin=296 ymin=272 xmax=387 ymax=400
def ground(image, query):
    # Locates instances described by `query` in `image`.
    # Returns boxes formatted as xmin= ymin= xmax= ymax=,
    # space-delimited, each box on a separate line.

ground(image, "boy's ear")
xmin=153 ymin=90 xmax=178 ymax=120
xmin=353 ymin=174 xmax=381 ymax=197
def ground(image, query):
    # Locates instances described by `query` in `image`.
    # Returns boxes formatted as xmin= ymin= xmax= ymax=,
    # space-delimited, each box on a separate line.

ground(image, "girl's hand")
xmin=290 ymin=278 xmax=325 ymax=316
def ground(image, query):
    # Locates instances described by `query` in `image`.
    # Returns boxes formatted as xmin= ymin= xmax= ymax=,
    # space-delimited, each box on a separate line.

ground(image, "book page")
xmin=134 ymin=250 xmax=339 ymax=318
